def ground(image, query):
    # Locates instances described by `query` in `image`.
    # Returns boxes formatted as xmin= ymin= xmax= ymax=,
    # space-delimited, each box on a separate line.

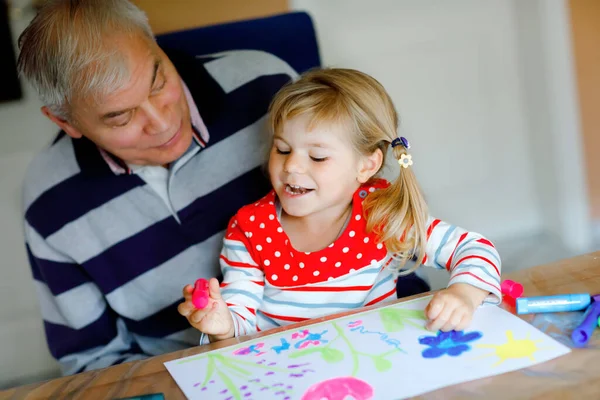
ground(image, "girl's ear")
xmin=357 ymin=148 xmax=383 ymax=183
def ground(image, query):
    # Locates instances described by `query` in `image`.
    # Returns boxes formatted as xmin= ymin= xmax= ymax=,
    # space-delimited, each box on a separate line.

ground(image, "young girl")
xmin=178 ymin=68 xmax=501 ymax=343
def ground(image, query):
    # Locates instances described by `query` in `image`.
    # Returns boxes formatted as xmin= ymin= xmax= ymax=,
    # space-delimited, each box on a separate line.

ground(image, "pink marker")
xmin=192 ymin=278 xmax=209 ymax=309
xmin=501 ymin=279 xmax=524 ymax=299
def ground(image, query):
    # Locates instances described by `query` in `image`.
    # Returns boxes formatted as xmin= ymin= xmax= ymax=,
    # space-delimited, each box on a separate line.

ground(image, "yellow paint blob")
xmin=476 ymin=330 xmax=545 ymax=366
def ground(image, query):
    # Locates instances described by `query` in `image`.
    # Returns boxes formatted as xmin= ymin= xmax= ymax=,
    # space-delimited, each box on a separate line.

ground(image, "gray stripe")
xmin=36 ymin=280 xmax=106 ymax=329
xmin=23 ymin=135 xmax=80 ymax=211
xmin=106 ymin=232 xmax=224 ymax=321
xmin=171 ymin=116 xmax=270 ymax=211
xmin=25 ymin=221 xmax=73 ymax=263
xmin=203 ymin=50 xmax=297 ymax=94
xmin=46 ymin=185 xmax=171 ymax=263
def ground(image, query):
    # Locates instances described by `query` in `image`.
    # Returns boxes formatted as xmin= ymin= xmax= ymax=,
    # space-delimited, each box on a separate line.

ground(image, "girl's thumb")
xmin=209 ymin=277 xmax=223 ymax=300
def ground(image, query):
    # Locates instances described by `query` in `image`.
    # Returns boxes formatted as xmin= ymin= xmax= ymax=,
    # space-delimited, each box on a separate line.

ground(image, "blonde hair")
xmin=268 ymin=68 xmax=428 ymax=273
xmin=17 ymin=0 xmax=154 ymax=119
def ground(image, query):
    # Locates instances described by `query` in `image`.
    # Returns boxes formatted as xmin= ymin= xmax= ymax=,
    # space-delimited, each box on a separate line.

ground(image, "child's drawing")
xmin=165 ymin=296 xmax=571 ymax=400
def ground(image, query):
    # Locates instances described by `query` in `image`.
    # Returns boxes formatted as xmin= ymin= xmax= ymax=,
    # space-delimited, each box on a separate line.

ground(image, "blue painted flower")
xmin=418 ymin=330 xmax=482 ymax=358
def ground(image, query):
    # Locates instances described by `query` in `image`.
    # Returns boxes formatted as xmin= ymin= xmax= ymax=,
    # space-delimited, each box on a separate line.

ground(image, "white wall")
xmin=0 ymin=12 xmax=61 ymax=389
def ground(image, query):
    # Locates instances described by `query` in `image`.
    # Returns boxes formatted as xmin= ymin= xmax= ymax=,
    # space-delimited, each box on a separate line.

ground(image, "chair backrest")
xmin=156 ymin=12 xmax=321 ymax=74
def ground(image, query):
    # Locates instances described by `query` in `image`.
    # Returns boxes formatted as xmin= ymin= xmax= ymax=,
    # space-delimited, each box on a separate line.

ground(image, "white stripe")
xmin=202 ymin=50 xmax=297 ymax=94
xmin=46 ymin=185 xmax=171 ymax=263
xmin=106 ymin=232 xmax=224 ymax=321
xmin=36 ymin=281 xmax=106 ymax=329
xmin=25 ymin=221 xmax=73 ymax=263
xmin=222 ymin=238 xmax=259 ymax=266
xmin=23 ymin=135 xmax=80 ymax=210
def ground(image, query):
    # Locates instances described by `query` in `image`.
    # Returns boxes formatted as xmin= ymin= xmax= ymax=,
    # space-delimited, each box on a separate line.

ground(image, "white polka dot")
xmin=349 ymin=231 xmax=355 ymax=237
xmin=377 ymin=243 xmax=383 ymax=249
xmin=269 ymin=214 xmax=275 ymax=220
xmin=299 ymin=262 xmax=305 ymax=268
xmin=328 ymin=243 xmax=334 ymax=248
xmin=269 ymin=201 xmax=274 ymax=205
xmin=292 ymin=275 xmax=298 ymax=281
xmin=266 ymin=237 xmax=272 ymax=243
xmin=227 ymin=233 xmax=232 ymax=237
xmin=277 ymin=227 xmax=284 ymax=233
xmin=275 ymin=251 xmax=281 ymax=257
xmin=260 ymin=223 xmax=265 ymax=229
xmin=356 ymin=253 xmax=363 ymax=259
xmin=343 ymin=247 xmax=349 ymax=253
xmin=250 ymin=215 xmax=255 ymax=221
xmin=305 ymin=252 xmax=311 ymax=255
xmin=256 ymin=245 xmax=263 ymax=251
xmin=355 ymin=215 xmax=361 ymax=221
xmin=255 ymin=202 xmax=259 ymax=206
xmin=364 ymin=237 xmax=369 ymax=243
xmin=335 ymin=262 xmax=342 ymax=268
xmin=271 ymin=274 xmax=278 ymax=281
xmin=245 ymin=232 xmax=250 ymax=238
xmin=285 ymin=240 xmax=289 ymax=245
xmin=284 ymin=264 xmax=290 ymax=270
xmin=371 ymin=259 xmax=378 ymax=265
xmin=248 ymin=232 xmax=253 ymax=238
xmin=313 ymin=271 xmax=320 ymax=276
xmin=290 ymin=252 xmax=294 ymax=257
xmin=320 ymin=257 xmax=327 ymax=262
xmin=369 ymin=187 xmax=376 ymax=192
xmin=264 ymin=259 xmax=271 ymax=266
xmin=231 ymin=223 xmax=236 ymax=228
xmin=350 ymin=268 xmax=356 ymax=273
xmin=328 ymin=277 xmax=334 ymax=281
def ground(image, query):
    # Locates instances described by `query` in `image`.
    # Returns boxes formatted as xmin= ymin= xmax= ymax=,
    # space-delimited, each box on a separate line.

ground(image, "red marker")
xmin=192 ymin=278 xmax=209 ymax=309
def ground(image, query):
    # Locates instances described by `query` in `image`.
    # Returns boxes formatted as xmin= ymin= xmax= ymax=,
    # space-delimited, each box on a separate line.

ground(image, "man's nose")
xmin=141 ymin=100 xmax=170 ymax=135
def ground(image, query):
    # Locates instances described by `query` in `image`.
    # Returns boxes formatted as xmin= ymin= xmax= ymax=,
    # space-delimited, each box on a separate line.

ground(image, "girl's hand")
xmin=424 ymin=283 xmax=488 ymax=332
xmin=178 ymin=278 xmax=234 ymax=342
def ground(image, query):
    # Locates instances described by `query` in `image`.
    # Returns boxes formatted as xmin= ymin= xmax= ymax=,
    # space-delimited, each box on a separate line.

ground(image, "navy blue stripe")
xmin=122 ymin=301 xmax=190 ymax=338
xmin=25 ymin=172 xmax=145 ymax=238
xmin=178 ymin=167 xmax=271 ymax=242
xmin=203 ymin=74 xmax=292 ymax=146
xmin=44 ymin=308 xmax=118 ymax=359
xmin=27 ymin=245 xmax=91 ymax=295
xmin=82 ymin=217 xmax=194 ymax=293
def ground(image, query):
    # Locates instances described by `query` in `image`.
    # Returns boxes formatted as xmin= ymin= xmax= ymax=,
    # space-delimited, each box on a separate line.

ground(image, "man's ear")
xmin=41 ymin=106 xmax=83 ymax=139
xmin=357 ymin=148 xmax=383 ymax=184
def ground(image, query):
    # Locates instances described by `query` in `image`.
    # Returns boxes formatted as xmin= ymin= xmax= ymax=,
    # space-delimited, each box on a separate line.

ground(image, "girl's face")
xmin=268 ymin=114 xmax=373 ymax=220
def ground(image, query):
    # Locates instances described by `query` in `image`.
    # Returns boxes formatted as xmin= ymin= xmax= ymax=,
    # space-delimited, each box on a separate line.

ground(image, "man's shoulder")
xmin=23 ymin=133 xmax=79 ymax=213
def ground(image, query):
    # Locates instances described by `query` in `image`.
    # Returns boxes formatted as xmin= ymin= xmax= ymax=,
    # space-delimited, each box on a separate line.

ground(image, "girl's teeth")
xmin=286 ymin=184 xmax=309 ymax=195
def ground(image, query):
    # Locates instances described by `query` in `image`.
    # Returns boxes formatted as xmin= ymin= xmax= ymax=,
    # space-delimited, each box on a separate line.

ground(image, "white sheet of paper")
xmin=164 ymin=296 xmax=571 ymax=400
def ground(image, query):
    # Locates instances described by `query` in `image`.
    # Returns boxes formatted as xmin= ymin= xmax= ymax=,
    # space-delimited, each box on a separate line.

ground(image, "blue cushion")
xmin=156 ymin=12 xmax=321 ymax=74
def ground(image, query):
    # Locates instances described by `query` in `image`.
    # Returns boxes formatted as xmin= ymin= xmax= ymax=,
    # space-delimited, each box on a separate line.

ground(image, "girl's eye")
xmin=276 ymin=148 xmax=290 ymax=155
xmin=311 ymin=156 xmax=328 ymax=162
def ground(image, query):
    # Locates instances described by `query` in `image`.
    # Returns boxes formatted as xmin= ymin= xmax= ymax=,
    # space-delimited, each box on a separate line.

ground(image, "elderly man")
xmin=20 ymin=0 xmax=296 ymax=375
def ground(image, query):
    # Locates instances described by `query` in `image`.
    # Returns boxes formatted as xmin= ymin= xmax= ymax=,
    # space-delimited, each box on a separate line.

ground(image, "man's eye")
xmin=152 ymin=76 xmax=167 ymax=94
xmin=276 ymin=148 xmax=290 ymax=155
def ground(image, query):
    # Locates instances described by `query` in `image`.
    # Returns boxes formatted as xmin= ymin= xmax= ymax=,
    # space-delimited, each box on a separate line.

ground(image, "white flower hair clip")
xmin=391 ymin=137 xmax=413 ymax=168
xmin=398 ymin=154 xmax=413 ymax=168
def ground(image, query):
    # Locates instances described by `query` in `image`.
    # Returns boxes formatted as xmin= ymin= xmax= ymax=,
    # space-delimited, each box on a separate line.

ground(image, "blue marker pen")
xmin=516 ymin=293 xmax=591 ymax=315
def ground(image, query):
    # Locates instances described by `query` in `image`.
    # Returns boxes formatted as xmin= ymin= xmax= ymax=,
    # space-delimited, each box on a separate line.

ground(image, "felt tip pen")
xmin=571 ymin=296 xmax=600 ymax=347
xmin=516 ymin=293 xmax=591 ymax=315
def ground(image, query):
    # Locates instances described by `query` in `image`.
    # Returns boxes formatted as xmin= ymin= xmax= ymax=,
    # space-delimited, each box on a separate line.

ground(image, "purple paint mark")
xmin=268 ymin=362 xmax=277 ymax=366
xmin=289 ymin=373 xmax=304 ymax=378
xmin=210 ymin=380 xmax=215 ymax=384
xmin=286 ymin=385 xmax=293 ymax=389
xmin=220 ymin=388 xmax=228 ymax=394
xmin=244 ymin=392 xmax=252 ymax=397
xmin=287 ymin=363 xmax=310 ymax=369
xmin=240 ymin=385 xmax=248 ymax=390
xmin=284 ymin=397 xmax=291 ymax=400
xmin=256 ymin=359 xmax=266 ymax=364
xmin=261 ymin=387 xmax=269 ymax=391
xmin=201 ymin=387 xmax=207 ymax=391
xmin=265 ymin=371 xmax=275 ymax=376
xmin=193 ymin=382 xmax=200 ymax=387
xmin=273 ymin=383 xmax=284 ymax=387
xmin=302 ymin=369 xmax=315 ymax=373
xmin=249 ymin=378 xmax=261 ymax=383
xmin=225 ymin=397 xmax=233 ymax=400
xmin=275 ymin=391 xmax=285 ymax=395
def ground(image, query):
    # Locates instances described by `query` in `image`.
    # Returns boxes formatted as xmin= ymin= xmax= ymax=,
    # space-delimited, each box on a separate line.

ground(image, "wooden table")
xmin=2 ymin=251 xmax=600 ymax=400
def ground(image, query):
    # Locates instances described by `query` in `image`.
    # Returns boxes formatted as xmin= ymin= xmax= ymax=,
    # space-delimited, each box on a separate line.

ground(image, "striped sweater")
xmin=209 ymin=179 xmax=502 ymax=340
xmin=23 ymin=49 xmax=297 ymax=375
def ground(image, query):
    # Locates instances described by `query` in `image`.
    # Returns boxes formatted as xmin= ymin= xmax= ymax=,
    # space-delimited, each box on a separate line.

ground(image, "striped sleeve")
xmin=24 ymin=222 xmax=144 ymax=375
xmin=422 ymin=217 xmax=502 ymax=304
xmin=362 ymin=265 xmax=398 ymax=307
xmin=219 ymin=216 xmax=265 ymax=338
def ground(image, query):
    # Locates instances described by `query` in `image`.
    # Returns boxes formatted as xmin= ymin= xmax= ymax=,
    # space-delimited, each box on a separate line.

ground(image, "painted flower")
xmin=398 ymin=154 xmax=413 ymax=168
xmin=419 ymin=330 xmax=482 ymax=358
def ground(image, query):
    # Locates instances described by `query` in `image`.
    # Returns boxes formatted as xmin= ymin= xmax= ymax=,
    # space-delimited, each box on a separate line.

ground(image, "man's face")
xmin=56 ymin=33 xmax=193 ymax=166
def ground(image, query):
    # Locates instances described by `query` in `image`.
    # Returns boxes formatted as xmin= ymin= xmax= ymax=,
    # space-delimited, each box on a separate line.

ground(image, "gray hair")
xmin=17 ymin=0 xmax=154 ymax=119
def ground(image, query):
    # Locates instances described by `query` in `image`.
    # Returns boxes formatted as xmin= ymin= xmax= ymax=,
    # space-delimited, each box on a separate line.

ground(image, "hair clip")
xmin=391 ymin=136 xmax=410 ymax=150
xmin=398 ymin=154 xmax=413 ymax=169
